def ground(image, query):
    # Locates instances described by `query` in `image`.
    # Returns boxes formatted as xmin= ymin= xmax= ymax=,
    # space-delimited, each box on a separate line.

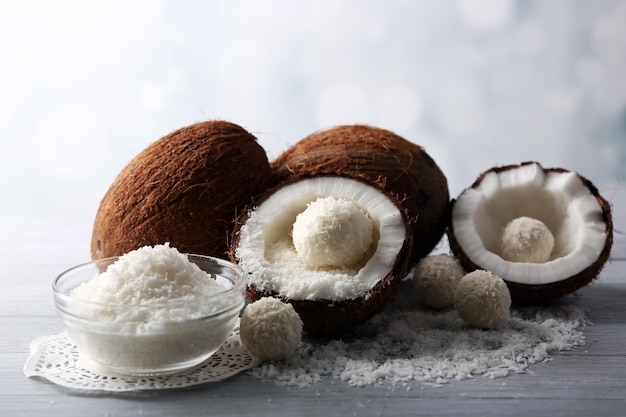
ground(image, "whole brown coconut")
xmin=447 ymin=161 xmax=613 ymax=303
xmin=271 ymin=124 xmax=450 ymax=263
xmin=91 ymin=120 xmax=272 ymax=260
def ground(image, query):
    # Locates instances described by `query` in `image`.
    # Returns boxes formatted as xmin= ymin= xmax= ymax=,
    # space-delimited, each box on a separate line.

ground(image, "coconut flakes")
xmin=248 ymin=281 xmax=588 ymax=388
xmin=234 ymin=177 xmax=407 ymax=302
xmin=71 ymin=243 xmax=232 ymax=325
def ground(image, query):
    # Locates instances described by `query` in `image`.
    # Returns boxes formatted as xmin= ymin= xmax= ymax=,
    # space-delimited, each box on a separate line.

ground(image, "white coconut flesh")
xmin=235 ymin=176 xmax=407 ymax=301
xmin=451 ymin=163 xmax=608 ymax=285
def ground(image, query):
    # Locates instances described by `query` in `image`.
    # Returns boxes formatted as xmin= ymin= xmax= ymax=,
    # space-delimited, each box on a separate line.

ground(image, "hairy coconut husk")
xmin=91 ymin=120 xmax=272 ymax=260
xmin=271 ymin=124 xmax=450 ymax=264
xmin=230 ymin=175 xmax=414 ymax=335
xmin=447 ymin=161 xmax=614 ymax=303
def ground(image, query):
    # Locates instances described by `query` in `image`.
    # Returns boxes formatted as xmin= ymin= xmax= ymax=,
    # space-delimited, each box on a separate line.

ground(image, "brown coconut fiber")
xmin=271 ymin=124 xmax=450 ymax=264
xmin=91 ymin=120 xmax=272 ymax=260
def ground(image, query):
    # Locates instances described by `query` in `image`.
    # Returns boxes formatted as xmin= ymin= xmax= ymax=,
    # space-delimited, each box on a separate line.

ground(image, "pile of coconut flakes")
xmin=249 ymin=279 xmax=588 ymax=388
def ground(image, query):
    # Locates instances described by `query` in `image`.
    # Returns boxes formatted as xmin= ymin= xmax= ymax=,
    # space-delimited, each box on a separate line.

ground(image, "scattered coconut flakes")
xmin=248 ymin=281 xmax=588 ymax=388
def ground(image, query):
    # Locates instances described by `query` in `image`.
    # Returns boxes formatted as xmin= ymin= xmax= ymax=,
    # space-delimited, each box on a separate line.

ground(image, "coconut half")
xmin=231 ymin=176 xmax=412 ymax=335
xmin=448 ymin=161 xmax=613 ymax=302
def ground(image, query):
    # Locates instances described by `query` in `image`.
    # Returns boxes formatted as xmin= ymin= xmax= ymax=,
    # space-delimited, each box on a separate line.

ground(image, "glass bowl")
xmin=53 ymin=254 xmax=245 ymax=376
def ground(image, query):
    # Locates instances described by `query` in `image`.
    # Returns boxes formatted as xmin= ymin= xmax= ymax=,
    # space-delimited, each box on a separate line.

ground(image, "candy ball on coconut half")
xmin=447 ymin=161 xmax=613 ymax=303
xmin=230 ymin=125 xmax=450 ymax=335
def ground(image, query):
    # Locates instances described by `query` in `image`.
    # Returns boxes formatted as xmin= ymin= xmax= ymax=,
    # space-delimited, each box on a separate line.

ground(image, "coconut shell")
xmin=246 ymin=220 xmax=413 ymax=335
xmin=230 ymin=175 xmax=414 ymax=335
xmin=271 ymin=124 xmax=450 ymax=264
xmin=246 ymin=256 xmax=411 ymax=335
xmin=91 ymin=120 xmax=272 ymax=260
xmin=447 ymin=161 xmax=614 ymax=303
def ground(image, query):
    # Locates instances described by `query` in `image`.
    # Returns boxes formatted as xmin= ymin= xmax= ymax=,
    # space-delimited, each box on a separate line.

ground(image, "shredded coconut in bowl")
xmin=249 ymin=280 xmax=588 ymax=388
xmin=59 ymin=244 xmax=244 ymax=375
xmin=71 ymin=243 xmax=237 ymax=327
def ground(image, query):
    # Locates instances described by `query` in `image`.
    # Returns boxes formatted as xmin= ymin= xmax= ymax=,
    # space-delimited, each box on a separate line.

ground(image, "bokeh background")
xmin=1 ymin=0 xmax=625 ymax=225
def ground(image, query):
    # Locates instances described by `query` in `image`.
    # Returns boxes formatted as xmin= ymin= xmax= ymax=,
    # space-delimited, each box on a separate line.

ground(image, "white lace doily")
xmin=24 ymin=324 xmax=261 ymax=392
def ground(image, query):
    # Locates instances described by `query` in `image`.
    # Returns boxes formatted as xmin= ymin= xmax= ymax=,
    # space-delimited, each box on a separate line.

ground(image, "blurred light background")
xmin=1 ymin=0 xmax=625 ymax=226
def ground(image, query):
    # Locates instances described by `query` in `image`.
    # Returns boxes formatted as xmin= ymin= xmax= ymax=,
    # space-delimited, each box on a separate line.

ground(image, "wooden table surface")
xmin=2 ymin=201 xmax=625 ymax=417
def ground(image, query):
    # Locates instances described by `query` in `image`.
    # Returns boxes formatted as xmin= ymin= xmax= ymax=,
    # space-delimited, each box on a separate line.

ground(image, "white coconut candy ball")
xmin=292 ymin=196 xmax=374 ymax=268
xmin=500 ymin=216 xmax=555 ymax=263
xmin=412 ymin=254 xmax=466 ymax=309
xmin=454 ymin=270 xmax=511 ymax=329
xmin=239 ymin=297 xmax=303 ymax=361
